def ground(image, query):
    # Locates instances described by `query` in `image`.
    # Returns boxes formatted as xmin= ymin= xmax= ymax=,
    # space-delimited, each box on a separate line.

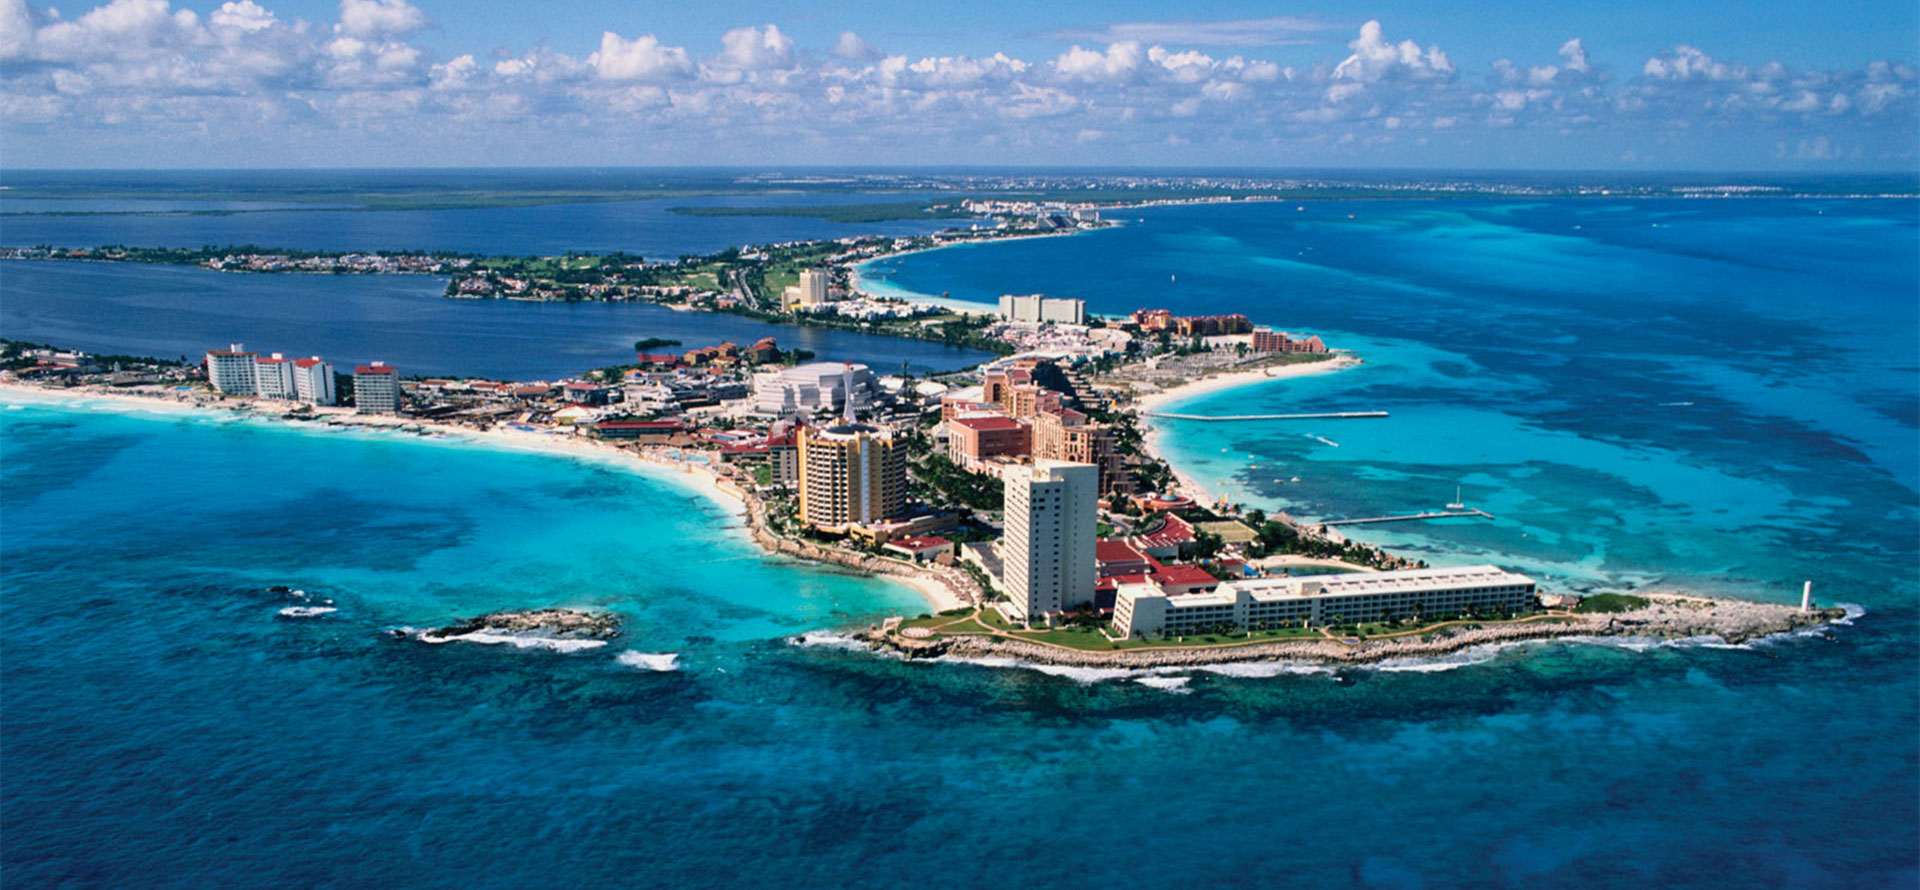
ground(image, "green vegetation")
xmin=1574 ymin=593 xmax=1651 ymax=613
xmin=911 ymin=453 xmax=1005 ymax=511
xmin=633 ymin=338 xmax=682 ymax=351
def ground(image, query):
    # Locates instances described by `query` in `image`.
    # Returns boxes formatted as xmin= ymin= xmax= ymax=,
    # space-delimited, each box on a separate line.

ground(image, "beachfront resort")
xmin=4 ymin=262 xmax=1833 ymax=664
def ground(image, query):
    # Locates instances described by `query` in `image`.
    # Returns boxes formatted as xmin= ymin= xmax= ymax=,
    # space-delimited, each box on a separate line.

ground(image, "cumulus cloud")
xmin=830 ymin=30 xmax=878 ymax=62
xmin=1333 ymin=20 xmax=1453 ymax=83
xmin=0 ymin=2 xmax=1912 ymax=168
xmin=1048 ymin=16 xmax=1334 ymax=48
xmin=334 ymin=0 xmax=423 ymax=39
xmin=711 ymin=24 xmax=793 ymax=71
xmin=1051 ymin=42 xmax=1144 ymax=83
xmin=588 ymin=31 xmax=692 ymax=82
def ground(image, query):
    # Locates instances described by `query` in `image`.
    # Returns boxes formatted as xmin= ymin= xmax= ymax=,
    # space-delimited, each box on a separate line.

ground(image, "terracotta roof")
xmin=355 ymin=365 xmax=396 ymax=375
xmin=1095 ymin=540 xmax=1147 ymax=563
xmin=1153 ymin=564 xmax=1217 ymax=586
xmin=596 ymin=420 xmax=684 ymax=430
xmin=889 ymin=535 xmax=952 ymax=551
xmin=950 ymin=415 xmax=1025 ymax=432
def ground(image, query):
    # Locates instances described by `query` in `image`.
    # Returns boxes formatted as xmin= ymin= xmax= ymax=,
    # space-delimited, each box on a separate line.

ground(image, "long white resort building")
xmin=1112 ymin=565 xmax=1539 ymax=638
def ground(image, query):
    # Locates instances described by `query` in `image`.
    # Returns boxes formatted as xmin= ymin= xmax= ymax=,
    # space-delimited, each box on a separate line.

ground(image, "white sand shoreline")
xmin=1131 ymin=354 xmax=1362 ymax=508
xmin=0 ymin=381 xmax=966 ymax=613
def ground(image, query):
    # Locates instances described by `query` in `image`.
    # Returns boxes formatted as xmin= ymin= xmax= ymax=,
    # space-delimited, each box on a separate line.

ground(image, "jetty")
xmin=1143 ymin=410 xmax=1389 ymax=421
xmin=1322 ymin=509 xmax=1494 ymax=526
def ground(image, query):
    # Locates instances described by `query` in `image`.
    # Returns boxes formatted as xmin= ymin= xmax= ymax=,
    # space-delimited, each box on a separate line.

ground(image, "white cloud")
xmin=711 ymin=23 xmax=793 ymax=71
xmin=334 ymin=0 xmax=423 ymax=39
xmin=831 ymin=30 xmax=878 ymax=62
xmin=1051 ymin=42 xmax=1143 ymax=84
xmin=588 ymin=31 xmax=693 ymax=82
xmin=1049 ymin=16 xmax=1334 ymax=48
xmin=1 ymin=4 xmax=1913 ymax=168
xmin=1333 ymin=20 xmax=1453 ymax=84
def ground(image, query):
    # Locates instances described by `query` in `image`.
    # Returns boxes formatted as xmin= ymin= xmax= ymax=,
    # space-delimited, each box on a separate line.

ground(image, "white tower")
xmin=1000 ymin=459 xmax=1099 ymax=623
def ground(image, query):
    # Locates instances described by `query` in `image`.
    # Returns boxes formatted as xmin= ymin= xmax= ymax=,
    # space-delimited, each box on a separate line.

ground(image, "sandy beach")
xmin=0 ymin=380 xmax=970 ymax=613
xmin=1130 ymin=354 xmax=1361 ymax=506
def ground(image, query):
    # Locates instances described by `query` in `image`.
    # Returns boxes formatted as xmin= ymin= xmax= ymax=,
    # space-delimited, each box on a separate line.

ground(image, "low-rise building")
xmin=1112 ymin=565 xmax=1539 ymax=638
xmin=947 ymin=414 xmax=1031 ymax=464
xmin=884 ymin=535 xmax=954 ymax=563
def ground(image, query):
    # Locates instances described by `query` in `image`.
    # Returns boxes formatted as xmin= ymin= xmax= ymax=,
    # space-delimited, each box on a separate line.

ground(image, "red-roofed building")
xmin=592 ymin=419 xmax=690 ymax=442
xmin=353 ymin=361 xmax=400 ymax=414
xmin=1152 ymin=563 xmax=1220 ymax=596
xmin=883 ymin=535 xmax=954 ymax=562
xmin=1127 ymin=513 xmax=1197 ymax=561
xmin=635 ymin=352 xmax=683 ymax=367
xmin=1096 ymin=540 xmax=1156 ymax=578
xmin=947 ymin=413 xmax=1032 ymax=464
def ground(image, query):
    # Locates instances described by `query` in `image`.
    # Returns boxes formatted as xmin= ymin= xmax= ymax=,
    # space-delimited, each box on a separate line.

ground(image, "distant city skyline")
xmin=2 ymin=0 xmax=1915 ymax=170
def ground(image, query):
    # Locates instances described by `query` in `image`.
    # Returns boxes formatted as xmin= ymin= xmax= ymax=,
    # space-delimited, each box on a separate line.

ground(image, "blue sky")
xmin=2 ymin=0 xmax=1915 ymax=170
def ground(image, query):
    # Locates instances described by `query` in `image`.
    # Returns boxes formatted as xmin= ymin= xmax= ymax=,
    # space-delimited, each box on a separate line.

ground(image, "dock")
xmin=1321 ymin=509 xmax=1495 ymax=527
xmin=1143 ymin=410 xmax=1389 ymax=421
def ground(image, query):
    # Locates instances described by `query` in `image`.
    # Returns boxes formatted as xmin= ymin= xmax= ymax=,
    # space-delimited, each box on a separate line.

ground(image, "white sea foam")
xmin=616 ymin=651 xmax=681 ymax=672
xmin=276 ymin=605 xmax=337 ymax=618
xmin=1132 ymin=676 xmax=1193 ymax=693
xmin=1191 ymin=661 xmax=1334 ymax=679
xmin=787 ymin=630 xmax=869 ymax=651
xmin=417 ymin=631 xmax=607 ymax=652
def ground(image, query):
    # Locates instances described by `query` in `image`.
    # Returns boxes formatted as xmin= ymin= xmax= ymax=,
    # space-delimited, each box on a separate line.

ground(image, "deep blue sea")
xmin=3 ymin=181 xmax=1917 ymax=887
xmin=0 ymin=168 xmax=959 ymax=257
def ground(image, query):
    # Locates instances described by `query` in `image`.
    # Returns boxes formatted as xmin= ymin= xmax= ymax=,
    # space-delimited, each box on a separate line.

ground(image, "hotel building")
xmin=1112 ymin=565 xmax=1539 ymax=638
xmin=353 ymin=362 xmax=400 ymax=414
xmin=1032 ymin=409 xmax=1130 ymax=495
xmin=797 ymin=423 xmax=907 ymax=533
xmin=204 ymin=343 xmax=259 ymax=395
xmin=751 ymin=361 xmax=877 ymax=417
xmin=292 ymin=357 xmax=336 ymax=406
xmin=1000 ymin=459 xmax=1099 ymax=621
xmin=254 ymin=353 xmax=296 ymax=399
xmin=999 ymin=294 xmax=1086 ymax=325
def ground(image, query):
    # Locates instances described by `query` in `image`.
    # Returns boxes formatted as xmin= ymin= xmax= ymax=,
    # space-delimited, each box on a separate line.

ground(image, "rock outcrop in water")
xmin=861 ymin=596 xmax=1849 ymax=669
xmin=418 ymin=609 xmax=621 ymax=642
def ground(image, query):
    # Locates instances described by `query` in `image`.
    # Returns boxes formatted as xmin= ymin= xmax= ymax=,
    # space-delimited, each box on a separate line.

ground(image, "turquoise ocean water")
xmin=4 ymin=192 xmax=1917 ymax=887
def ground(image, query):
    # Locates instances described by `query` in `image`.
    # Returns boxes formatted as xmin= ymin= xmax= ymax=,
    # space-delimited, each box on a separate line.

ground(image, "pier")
xmin=1143 ymin=410 xmax=1389 ymax=421
xmin=1322 ymin=509 xmax=1495 ymax=527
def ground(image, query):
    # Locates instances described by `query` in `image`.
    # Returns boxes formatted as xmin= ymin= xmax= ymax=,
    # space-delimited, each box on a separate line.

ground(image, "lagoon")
xmin=0 ymin=260 xmax=992 ymax=379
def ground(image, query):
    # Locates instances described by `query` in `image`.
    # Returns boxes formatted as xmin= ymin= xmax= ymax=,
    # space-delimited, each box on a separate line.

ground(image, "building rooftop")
xmin=355 ymin=365 xmax=397 ymax=375
xmin=889 ymin=535 xmax=952 ymax=552
xmin=950 ymin=415 xmax=1025 ymax=432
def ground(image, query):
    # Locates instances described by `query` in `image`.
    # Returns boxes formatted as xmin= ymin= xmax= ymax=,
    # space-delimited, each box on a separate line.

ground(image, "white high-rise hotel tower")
xmin=1000 ymin=458 xmax=1098 ymax=622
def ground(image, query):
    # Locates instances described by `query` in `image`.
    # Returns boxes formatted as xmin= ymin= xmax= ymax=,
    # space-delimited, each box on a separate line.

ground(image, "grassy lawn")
xmin=1574 ymin=594 xmax=1650 ymax=613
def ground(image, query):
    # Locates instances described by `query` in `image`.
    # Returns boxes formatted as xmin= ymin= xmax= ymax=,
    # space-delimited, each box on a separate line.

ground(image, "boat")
xmin=1446 ymin=485 xmax=1467 ymax=511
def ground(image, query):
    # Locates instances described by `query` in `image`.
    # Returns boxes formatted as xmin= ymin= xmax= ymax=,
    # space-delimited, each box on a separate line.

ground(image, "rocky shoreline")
xmin=859 ymin=596 xmax=1849 ymax=669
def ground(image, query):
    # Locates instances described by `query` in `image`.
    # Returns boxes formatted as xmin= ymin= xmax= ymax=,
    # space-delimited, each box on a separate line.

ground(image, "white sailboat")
xmin=1446 ymin=485 xmax=1467 ymax=511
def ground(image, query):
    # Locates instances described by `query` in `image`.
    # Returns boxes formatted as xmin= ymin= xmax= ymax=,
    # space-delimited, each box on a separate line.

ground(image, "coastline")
xmin=1130 ymin=353 xmax=1363 ymax=507
xmin=865 ymin=594 xmax=1852 ymax=671
xmin=0 ymin=381 xmax=970 ymax=614
xmin=848 ymin=228 xmax=1096 ymax=313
